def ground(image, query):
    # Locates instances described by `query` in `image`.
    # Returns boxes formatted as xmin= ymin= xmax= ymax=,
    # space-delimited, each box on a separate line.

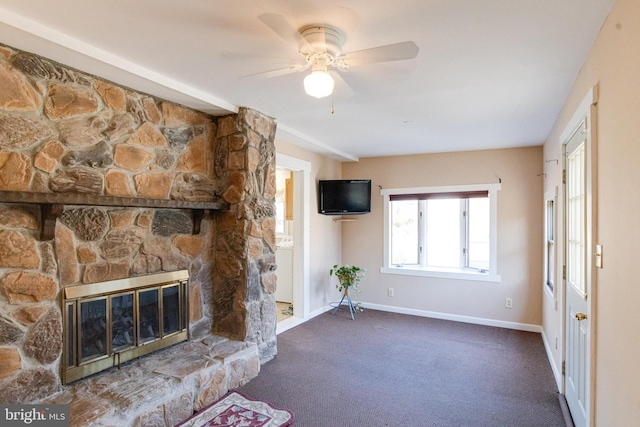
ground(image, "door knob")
xmin=575 ymin=312 xmax=588 ymax=321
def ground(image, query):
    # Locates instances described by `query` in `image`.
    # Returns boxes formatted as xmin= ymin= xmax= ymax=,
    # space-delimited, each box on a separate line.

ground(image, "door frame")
xmin=275 ymin=153 xmax=311 ymax=333
xmin=559 ymin=85 xmax=598 ymax=426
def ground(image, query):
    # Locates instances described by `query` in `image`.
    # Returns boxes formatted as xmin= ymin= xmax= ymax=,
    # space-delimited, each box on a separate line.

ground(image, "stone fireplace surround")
xmin=0 ymin=43 xmax=279 ymax=426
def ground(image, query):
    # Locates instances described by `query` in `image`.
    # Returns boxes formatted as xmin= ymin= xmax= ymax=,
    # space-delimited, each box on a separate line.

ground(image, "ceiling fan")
xmin=253 ymin=13 xmax=419 ymax=98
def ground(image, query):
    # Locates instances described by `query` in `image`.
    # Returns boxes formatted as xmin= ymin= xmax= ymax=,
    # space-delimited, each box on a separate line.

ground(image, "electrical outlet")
xmin=387 ymin=287 xmax=395 ymax=297
xmin=505 ymin=298 xmax=513 ymax=308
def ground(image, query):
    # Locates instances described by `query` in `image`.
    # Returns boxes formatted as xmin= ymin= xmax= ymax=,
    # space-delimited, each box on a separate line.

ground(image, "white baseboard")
xmin=541 ymin=329 xmax=563 ymax=392
xmin=279 ymin=301 xmax=543 ymax=335
xmin=361 ymin=302 xmax=543 ymax=333
xmin=313 ymin=304 xmax=335 ymax=317
xmin=276 ymin=305 xmax=333 ymax=335
xmin=276 ymin=316 xmax=305 ymax=334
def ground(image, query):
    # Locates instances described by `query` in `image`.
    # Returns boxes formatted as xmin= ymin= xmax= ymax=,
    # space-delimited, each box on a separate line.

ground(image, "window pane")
xmin=547 ymin=241 xmax=555 ymax=289
xmin=426 ymin=199 xmax=460 ymax=268
xmin=546 ymin=199 xmax=555 ymax=290
xmin=567 ymin=144 xmax=586 ymax=295
xmin=391 ymin=200 xmax=418 ymax=265
xmin=546 ymin=200 xmax=555 ymax=240
xmin=468 ymin=197 xmax=490 ymax=270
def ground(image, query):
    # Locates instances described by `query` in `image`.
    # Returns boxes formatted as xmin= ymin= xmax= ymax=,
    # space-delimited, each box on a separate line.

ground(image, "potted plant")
xmin=330 ymin=264 xmax=366 ymax=314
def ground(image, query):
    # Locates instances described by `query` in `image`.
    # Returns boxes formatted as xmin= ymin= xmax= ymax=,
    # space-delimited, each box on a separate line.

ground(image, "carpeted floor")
xmin=239 ymin=309 xmax=566 ymax=427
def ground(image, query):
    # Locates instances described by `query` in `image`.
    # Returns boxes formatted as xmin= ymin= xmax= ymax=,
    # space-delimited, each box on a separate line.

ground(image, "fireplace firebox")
xmin=62 ymin=270 xmax=189 ymax=384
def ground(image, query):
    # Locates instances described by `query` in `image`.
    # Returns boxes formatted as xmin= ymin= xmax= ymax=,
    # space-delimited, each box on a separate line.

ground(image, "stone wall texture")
xmin=0 ymin=42 xmax=278 ymax=419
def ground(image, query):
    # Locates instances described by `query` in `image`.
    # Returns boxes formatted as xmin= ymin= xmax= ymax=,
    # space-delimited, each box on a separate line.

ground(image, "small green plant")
xmin=330 ymin=264 xmax=366 ymax=312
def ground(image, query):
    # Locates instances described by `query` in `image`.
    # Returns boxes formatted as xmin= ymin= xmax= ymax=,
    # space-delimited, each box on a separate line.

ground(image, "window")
xmin=381 ymin=183 xmax=501 ymax=282
xmin=545 ymin=200 xmax=555 ymax=291
xmin=544 ymin=189 xmax=557 ymax=295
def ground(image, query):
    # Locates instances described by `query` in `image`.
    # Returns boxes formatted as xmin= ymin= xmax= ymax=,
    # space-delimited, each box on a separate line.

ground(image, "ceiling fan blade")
xmin=332 ymin=71 xmax=355 ymax=98
xmin=258 ymin=13 xmax=312 ymax=52
xmin=240 ymin=63 xmax=310 ymax=80
xmin=339 ymin=41 xmax=419 ymax=67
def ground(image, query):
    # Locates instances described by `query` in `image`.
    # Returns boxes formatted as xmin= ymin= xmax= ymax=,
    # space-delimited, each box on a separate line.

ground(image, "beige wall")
xmin=342 ymin=146 xmax=544 ymax=326
xmin=274 ymin=139 xmax=345 ymax=312
xmin=542 ymin=0 xmax=640 ymax=423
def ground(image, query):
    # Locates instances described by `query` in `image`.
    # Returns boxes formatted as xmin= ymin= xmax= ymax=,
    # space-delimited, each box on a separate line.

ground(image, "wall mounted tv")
xmin=318 ymin=179 xmax=372 ymax=215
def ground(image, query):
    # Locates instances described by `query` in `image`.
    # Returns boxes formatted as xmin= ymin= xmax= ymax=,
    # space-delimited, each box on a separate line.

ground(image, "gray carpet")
xmin=239 ymin=309 xmax=566 ymax=426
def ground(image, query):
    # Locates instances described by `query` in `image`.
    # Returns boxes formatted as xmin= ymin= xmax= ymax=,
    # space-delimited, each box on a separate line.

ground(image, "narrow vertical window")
xmin=545 ymin=199 xmax=555 ymax=291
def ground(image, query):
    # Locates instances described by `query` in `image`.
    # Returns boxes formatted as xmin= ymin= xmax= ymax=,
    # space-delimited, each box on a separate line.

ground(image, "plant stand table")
xmin=332 ymin=288 xmax=356 ymax=320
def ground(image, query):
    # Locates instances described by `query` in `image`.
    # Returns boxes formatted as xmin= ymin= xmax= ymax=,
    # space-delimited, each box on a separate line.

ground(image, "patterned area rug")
xmin=177 ymin=391 xmax=294 ymax=427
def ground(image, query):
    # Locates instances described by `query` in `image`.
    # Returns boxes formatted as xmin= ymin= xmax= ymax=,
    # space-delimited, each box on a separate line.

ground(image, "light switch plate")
xmin=595 ymin=244 xmax=603 ymax=268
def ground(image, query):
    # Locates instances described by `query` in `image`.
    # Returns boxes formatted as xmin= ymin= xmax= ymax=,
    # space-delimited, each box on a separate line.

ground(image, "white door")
xmin=564 ymin=121 xmax=590 ymax=427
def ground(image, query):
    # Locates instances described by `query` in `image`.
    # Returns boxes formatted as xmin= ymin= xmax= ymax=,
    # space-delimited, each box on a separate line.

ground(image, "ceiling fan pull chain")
xmin=331 ymin=91 xmax=335 ymax=115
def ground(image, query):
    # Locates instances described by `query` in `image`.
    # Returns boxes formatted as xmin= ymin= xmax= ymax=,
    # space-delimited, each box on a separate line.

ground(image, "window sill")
xmin=380 ymin=266 xmax=501 ymax=282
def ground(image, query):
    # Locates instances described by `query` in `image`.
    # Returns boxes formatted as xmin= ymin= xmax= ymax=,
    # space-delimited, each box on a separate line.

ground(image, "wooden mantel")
xmin=0 ymin=191 xmax=229 ymax=240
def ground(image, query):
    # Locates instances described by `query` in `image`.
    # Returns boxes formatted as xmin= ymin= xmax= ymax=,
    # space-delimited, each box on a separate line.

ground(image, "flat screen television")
xmin=318 ymin=179 xmax=371 ymax=215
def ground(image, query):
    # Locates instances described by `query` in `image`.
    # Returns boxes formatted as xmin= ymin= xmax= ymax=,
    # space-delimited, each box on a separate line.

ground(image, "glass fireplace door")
xmin=62 ymin=270 xmax=190 ymax=384
xmin=79 ymin=297 xmax=108 ymax=363
xmin=138 ymin=288 xmax=160 ymax=344
xmin=111 ymin=292 xmax=135 ymax=352
xmin=162 ymin=284 xmax=181 ymax=336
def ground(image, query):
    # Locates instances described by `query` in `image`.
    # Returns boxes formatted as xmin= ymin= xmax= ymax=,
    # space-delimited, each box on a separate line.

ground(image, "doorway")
xmin=275 ymin=167 xmax=294 ymax=321
xmin=561 ymin=87 xmax=597 ymax=427
xmin=275 ymin=153 xmax=311 ymax=333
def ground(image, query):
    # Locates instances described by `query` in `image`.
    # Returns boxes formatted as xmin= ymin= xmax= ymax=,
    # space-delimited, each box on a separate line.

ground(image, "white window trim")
xmin=380 ymin=183 xmax=502 ymax=282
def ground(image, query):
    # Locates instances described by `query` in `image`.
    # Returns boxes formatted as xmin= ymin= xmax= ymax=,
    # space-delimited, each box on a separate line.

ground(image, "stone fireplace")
xmin=0 ymin=43 xmax=279 ymax=425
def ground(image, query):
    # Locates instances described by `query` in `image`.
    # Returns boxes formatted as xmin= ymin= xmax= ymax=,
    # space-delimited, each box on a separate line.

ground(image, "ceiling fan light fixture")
xmin=304 ymin=70 xmax=335 ymax=98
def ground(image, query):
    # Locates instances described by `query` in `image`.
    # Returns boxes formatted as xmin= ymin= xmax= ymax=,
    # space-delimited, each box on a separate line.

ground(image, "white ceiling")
xmin=0 ymin=0 xmax=614 ymax=161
